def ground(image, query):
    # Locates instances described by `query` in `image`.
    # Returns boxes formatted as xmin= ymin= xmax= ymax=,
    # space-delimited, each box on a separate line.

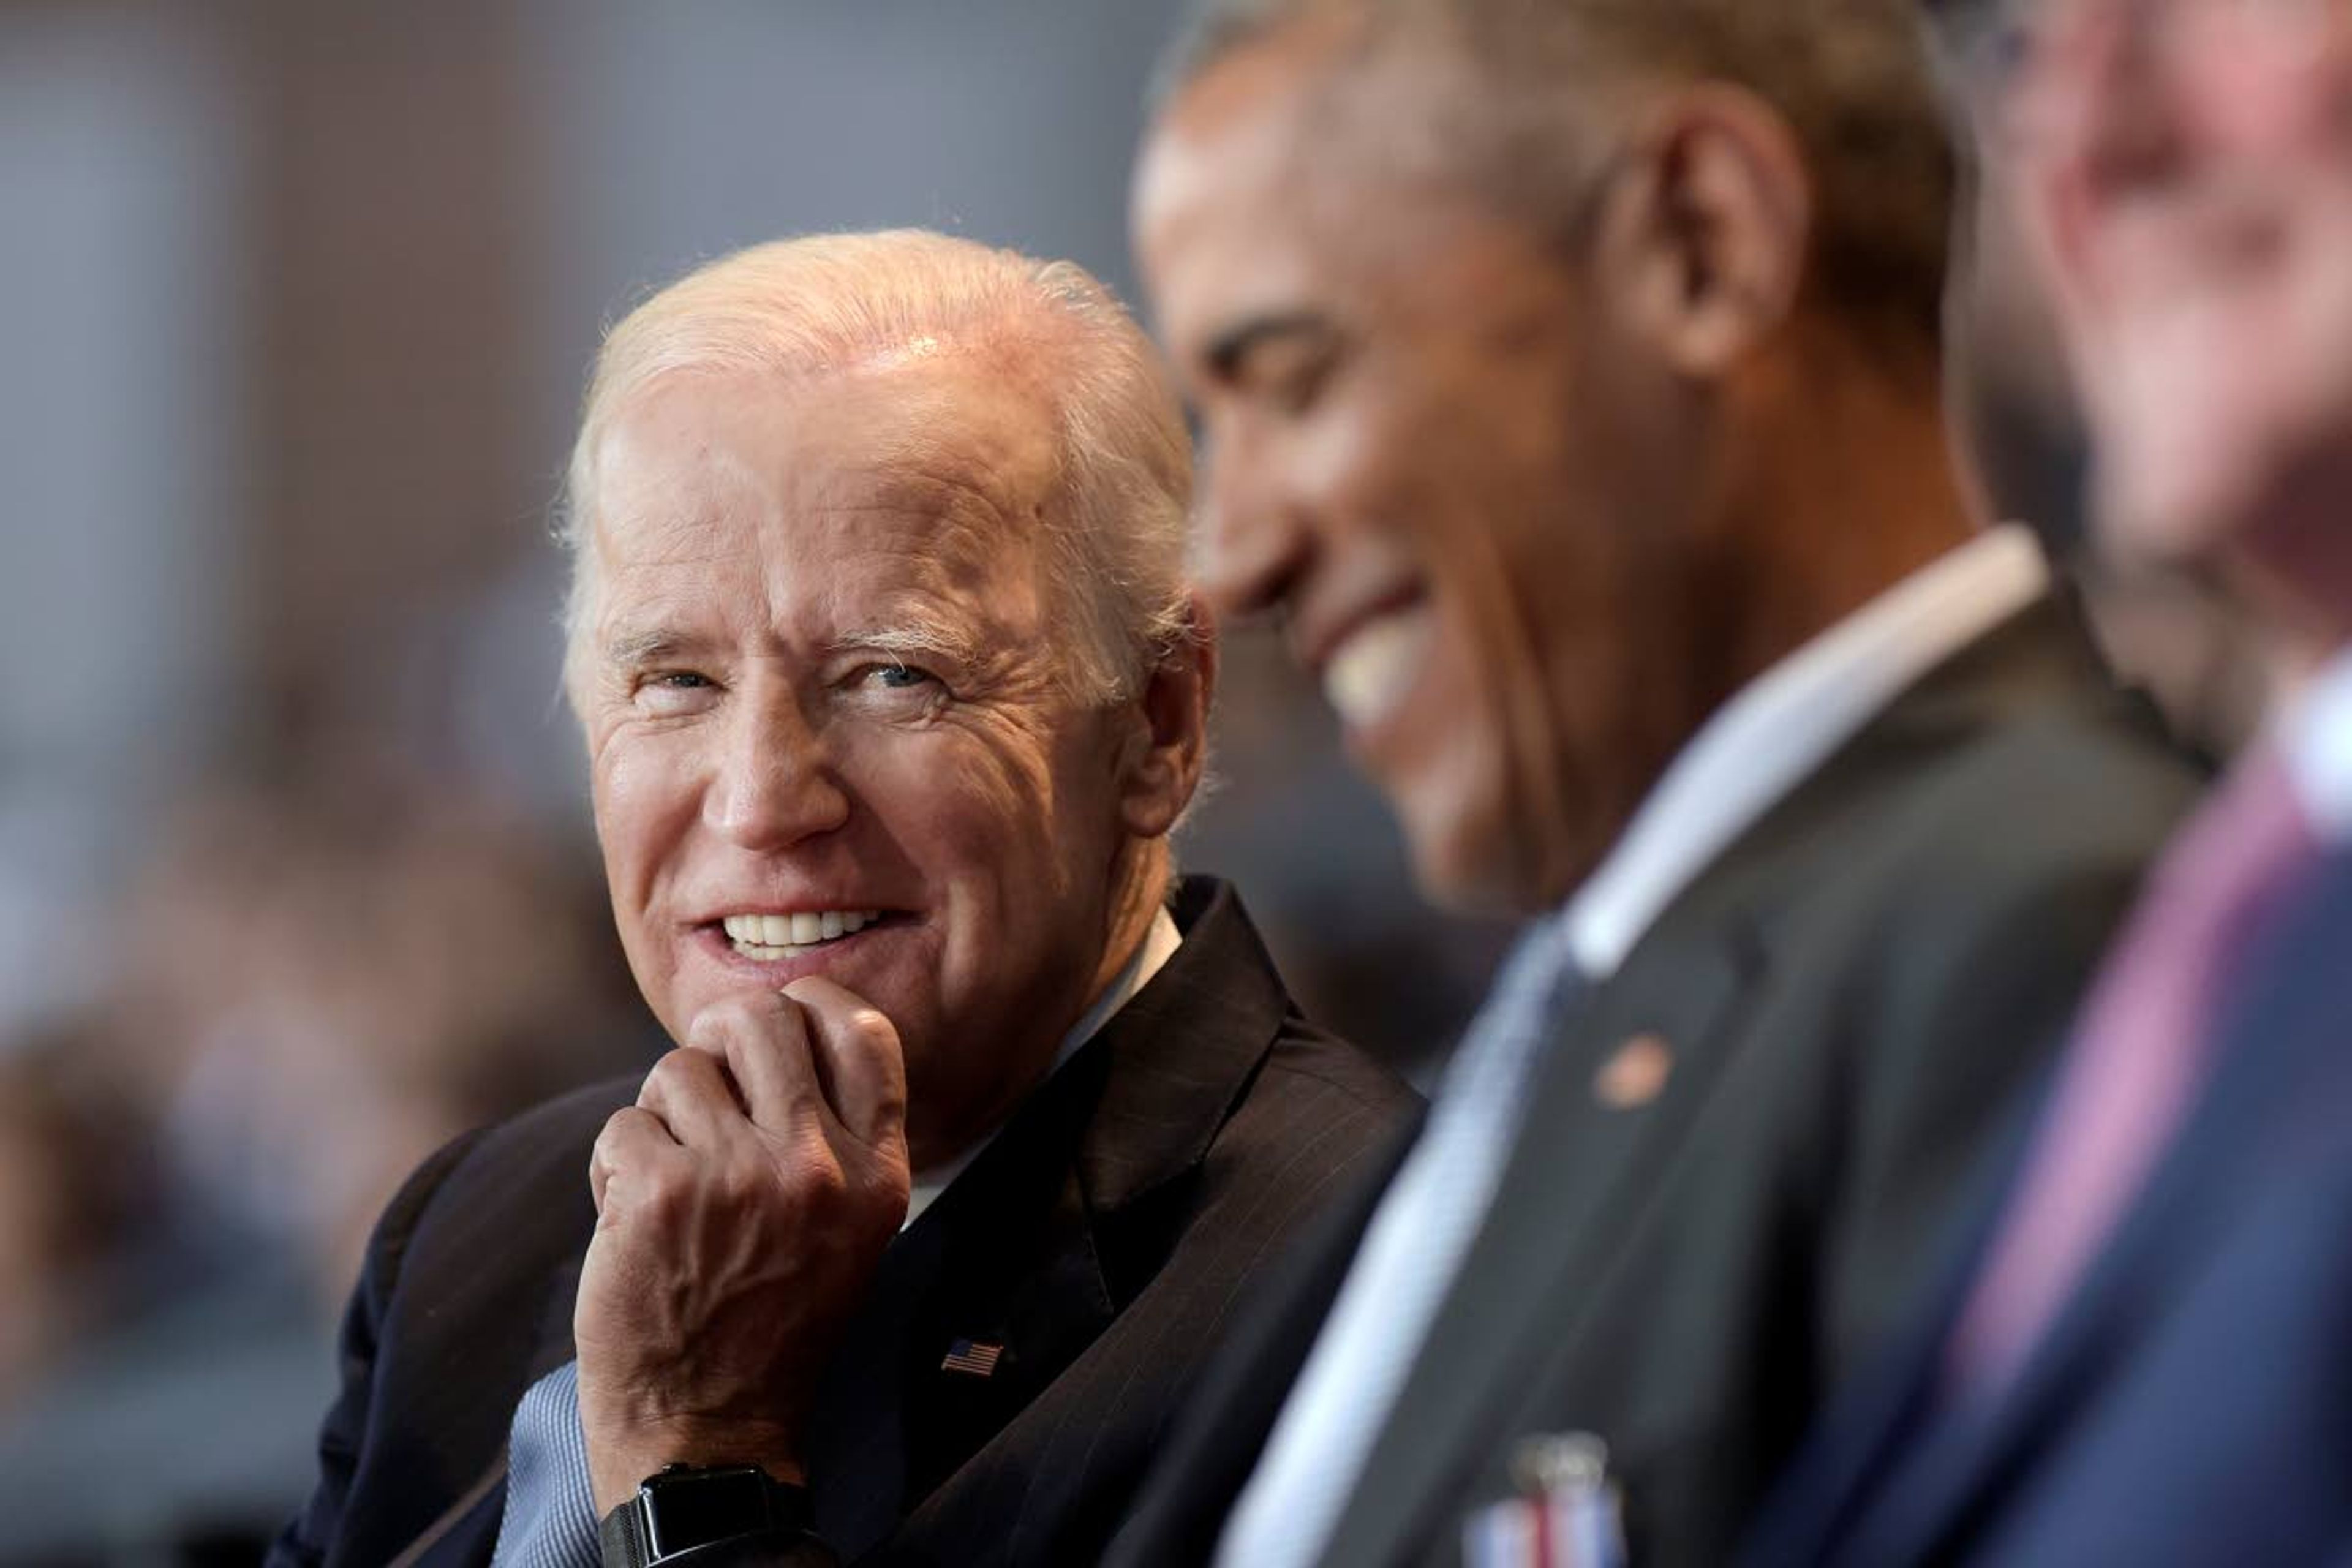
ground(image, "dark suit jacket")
xmin=268 ymin=877 xmax=1415 ymax=1567
xmin=1744 ymin=846 xmax=2352 ymax=1567
xmin=1111 ymin=597 xmax=2204 ymax=1568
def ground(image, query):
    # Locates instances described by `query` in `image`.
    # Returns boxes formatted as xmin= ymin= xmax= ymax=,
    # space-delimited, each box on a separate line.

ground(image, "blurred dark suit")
xmin=1112 ymin=595 xmax=2202 ymax=1568
xmin=1745 ymin=846 xmax=2352 ymax=1567
xmin=269 ymin=879 xmax=1415 ymax=1567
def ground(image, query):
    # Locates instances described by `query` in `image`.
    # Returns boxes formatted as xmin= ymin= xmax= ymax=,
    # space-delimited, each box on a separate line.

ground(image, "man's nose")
xmin=2009 ymin=1 xmax=2185 ymax=196
xmin=1193 ymin=429 xmax=1311 ymax=628
xmin=703 ymin=690 xmax=851 ymax=850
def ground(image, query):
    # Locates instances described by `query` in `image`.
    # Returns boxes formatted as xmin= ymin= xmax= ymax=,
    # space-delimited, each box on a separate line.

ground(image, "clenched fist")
xmin=574 ymin=977 xmax=912 ymax=1513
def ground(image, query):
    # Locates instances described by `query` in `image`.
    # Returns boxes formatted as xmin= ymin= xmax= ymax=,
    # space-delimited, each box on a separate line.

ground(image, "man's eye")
xmin=631 ymin=669 xmax=718 ymax=714
xmin=1239 ymin=339 xmax=1338 ymax=415
xmin=863 ymin=663 xmax=936 ymax=691
xmin=1275 ymin=356 xmax=1333 ymax=413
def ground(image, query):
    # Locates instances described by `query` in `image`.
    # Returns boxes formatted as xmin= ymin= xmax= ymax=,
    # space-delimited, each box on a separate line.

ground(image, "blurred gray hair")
xmin=1159 ymin=0 xmax=1961 ymax=350
xmin=559 ymin=230 xmax=1194 ymax=706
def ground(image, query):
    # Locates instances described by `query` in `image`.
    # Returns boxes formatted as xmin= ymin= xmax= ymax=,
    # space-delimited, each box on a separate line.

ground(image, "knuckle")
xmin=596 ymin=1106 xmax=647 ymax=1152
xmin=846 ymin=1006 xmax=898 ymax=1052
xmin=638 ymin=1158 xmax=698 ymax=1215
xmin=641 ymin=1050 xmax=686 ymax=1097
xmin=682 ymin=1010 xmax=731 ymax=1053
xmin=772 ymin=1138 xmax=849 ymax=1204
xmin=646 ymin=1046 xmax=715 ymax=1099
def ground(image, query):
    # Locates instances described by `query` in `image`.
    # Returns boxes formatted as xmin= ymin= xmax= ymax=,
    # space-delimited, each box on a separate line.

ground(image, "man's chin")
xmin=2090 ymin=421 xmax=2272 ymax=571
xmin=1402 ymin=794 xmax=1590 ymax=921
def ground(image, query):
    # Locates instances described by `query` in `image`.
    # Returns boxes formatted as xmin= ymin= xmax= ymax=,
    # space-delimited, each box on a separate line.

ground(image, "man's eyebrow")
xmin=826 ymin=617 xmax=984 ymax=667
xmin=1204 ymin=310 xmax=1332 ymax=381
xmin=600 ymin=625 xmax=696 ymax=668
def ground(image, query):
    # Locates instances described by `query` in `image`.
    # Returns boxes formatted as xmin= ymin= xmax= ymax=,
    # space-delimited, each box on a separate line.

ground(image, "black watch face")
xmin=643 ymin=1466 xmax=774 ymax=1555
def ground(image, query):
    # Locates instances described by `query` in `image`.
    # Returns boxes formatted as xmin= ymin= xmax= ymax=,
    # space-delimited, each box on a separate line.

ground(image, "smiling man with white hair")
xmin=268 ymin=228 xmax=1411 ymax=1568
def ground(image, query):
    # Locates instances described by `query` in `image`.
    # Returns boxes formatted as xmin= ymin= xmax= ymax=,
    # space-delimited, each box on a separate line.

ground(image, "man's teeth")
xmin=721 ymin=910 xmax=881 ymax=959
xmin=1323 ymin=610 xmax=1431 ymax=730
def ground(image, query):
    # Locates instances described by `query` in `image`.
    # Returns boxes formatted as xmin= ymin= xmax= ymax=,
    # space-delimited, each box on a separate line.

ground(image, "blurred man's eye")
xmin=1951 ymin=1 xmax=2042 ymax=97
xmin=1205 ymin=313 xmax=1341 ymax=415
xmin=1250 ymin=339 xmax=1338 ymax=415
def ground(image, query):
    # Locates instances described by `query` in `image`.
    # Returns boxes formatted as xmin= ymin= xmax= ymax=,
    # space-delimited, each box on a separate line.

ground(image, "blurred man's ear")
xmin=1118 ymin=594 xmax=1217 ymax=839
xmin=1595 ymin=85 xmax=1814 ymax=377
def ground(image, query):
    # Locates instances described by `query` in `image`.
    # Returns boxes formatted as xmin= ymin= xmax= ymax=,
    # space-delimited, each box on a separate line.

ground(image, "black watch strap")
xmin=598 ymin=1464 xmax=818 ymax=1568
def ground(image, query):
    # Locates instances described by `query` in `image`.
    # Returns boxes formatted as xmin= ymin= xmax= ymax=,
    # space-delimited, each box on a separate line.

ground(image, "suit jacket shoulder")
xmin=270 ymin=877 xmax=1412 ymax=1568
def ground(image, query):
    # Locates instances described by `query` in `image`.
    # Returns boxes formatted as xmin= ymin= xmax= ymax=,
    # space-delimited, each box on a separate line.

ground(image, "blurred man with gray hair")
xmin=1111 ymin=1 xmax=2201 ymax=1563
xmin=1747 ymin=1 xmax=2352 ymax=1561
xmin=269 ymin=228 xmax=1411 ymax=1568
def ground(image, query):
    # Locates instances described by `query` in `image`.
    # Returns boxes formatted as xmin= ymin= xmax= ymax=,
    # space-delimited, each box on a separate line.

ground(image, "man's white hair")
xmin=560 ymin=229 xmax=1195 ymax=706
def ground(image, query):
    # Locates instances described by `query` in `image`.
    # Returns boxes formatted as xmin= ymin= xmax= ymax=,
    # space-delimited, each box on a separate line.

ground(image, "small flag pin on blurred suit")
xmin=941 ymin=1338 xmax=1005 ymax=1378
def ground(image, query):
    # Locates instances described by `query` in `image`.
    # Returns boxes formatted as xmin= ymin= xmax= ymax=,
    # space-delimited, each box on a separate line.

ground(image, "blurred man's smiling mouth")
xmin=1321 ymin=605 xmax=1434 ymax=732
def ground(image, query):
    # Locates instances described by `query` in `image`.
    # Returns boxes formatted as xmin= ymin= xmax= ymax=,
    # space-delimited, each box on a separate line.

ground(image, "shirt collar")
xmin=1565 ymin=525 xmax=2052 ymax=979
xmin=903 ymin=903 xmax=1183 ymax=1226
xmin=2278 ymin=643 xmax=2352 ymax=846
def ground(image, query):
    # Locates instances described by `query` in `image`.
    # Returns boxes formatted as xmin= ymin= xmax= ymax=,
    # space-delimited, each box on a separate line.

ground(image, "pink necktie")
xmin=1946 ymin=744 xmax=2320 ymax=1396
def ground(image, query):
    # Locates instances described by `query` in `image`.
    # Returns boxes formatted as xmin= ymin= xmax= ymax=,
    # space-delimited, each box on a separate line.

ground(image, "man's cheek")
xmin=2085 ymin=272 xmax=2296 ymax=519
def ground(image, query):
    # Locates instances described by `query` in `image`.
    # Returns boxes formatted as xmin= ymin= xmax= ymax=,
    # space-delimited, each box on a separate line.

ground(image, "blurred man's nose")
xmin=2009 ymin=1 xmax=2187 ymax=191
xmin=703 ymin=687 xmax=852 ymax=850
xmin=1193 ymin=429 xmax=1311 ymax=629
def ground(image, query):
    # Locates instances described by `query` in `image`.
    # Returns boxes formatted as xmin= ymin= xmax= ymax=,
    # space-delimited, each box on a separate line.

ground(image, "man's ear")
xmin=1593 ymin=85 xmax=1813 ymax=377
xmin=1117 ymin=595 xmax=1216 ymax=841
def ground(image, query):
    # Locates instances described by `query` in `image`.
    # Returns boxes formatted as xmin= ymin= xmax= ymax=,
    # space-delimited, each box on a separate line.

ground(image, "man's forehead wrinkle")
xmin=769 ymin=497 xmax=1041 ymax=662
xmin=593 ymin=420 xmax=784 ymax=568
xmin=822 ymin=512 xmax=1029 ymax=622
xmin=595 ymin=507 xmax=750 ymax=573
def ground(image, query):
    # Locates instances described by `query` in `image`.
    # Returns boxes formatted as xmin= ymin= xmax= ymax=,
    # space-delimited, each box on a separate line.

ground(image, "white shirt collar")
xmin=2278 ymin=643 xmax=2352 ymax=846
xmin=902 ymin=903 xmax=1183 ymax=1227
xmin=1566 ymin=525 xmax=2052 ymax=979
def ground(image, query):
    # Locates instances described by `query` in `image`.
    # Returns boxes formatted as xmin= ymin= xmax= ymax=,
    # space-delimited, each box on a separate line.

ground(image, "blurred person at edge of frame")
xmin=102 ymin=779 xmax=644 ymax=1303
xmin=0 ymin=1028 xmax=145 ymax=1414
xmin=1109 ymin=1 xmax=2202 ymax=1565
xmin=0 ymin=774 xmax=648 ymax=1563
xmin=269 ymin=229 xmax=1413 ymax=1568
xmin=1746 ymin=0 xmax=2352 ymax=1563
xmin=1937 ymin=0 xmax=2275 ymax=759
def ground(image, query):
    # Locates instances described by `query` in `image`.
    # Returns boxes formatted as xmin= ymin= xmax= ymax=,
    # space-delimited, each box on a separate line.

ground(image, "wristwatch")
xmin=598 ymin=1463 xmax=816 ymax=1567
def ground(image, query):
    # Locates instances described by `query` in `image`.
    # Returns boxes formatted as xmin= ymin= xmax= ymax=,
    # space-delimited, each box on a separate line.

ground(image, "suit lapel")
xmin=1108 ymin=1115 xmax=1422 ymax=1567
xmin=1316 ymin=923 xmax=1754 ymax=1567
xmin=1840 ymin=851 xmax=2352 ymax=1565
xmin=818 ymin=876 xmax=1296 ymax=1556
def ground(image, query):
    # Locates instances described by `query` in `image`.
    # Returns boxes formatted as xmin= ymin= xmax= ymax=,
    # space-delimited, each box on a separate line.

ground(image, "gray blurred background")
xmin=0 ymin=4 xmax=1506 ymax=1559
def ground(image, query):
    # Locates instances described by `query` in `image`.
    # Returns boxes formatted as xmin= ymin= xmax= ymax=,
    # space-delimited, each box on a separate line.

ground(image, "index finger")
xmin=778 ymin=976 xmax=907 ymax=1153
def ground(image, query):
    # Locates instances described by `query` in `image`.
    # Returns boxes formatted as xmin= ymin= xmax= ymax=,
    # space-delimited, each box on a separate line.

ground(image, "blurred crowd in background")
xmin=0 ymin=1 xmax=2274 ymax=1561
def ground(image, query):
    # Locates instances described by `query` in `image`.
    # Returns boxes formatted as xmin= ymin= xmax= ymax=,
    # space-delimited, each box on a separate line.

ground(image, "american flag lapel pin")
xmin=941 ymin=1338 xmax=1005 ymax=1378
